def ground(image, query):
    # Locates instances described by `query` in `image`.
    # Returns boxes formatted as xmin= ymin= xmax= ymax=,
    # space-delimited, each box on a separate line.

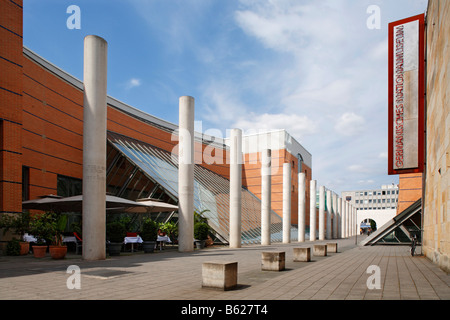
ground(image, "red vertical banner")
xmin=388 ymin=14 xmax=425 ymax=175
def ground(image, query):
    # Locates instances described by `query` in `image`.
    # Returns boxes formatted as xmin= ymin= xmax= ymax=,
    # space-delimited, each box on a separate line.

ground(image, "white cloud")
xmin=233 ymin=113 xmax=317 ymax=141
xmin=129 ymin=0 xmax=426 ymax=194
xmin=378 ymin=152 xmax=388 ymax=159
xmin=125 ymin=78 xmax=141 ymax=90
xmin=334 ymin=112 xmax=366 ymax=137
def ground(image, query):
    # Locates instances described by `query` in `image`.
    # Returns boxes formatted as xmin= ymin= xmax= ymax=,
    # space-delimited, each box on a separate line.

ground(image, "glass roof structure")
xmin=107 ymin=131 xmax=297 ymax=245
xmin=361 ymin=199 xmax=422 ymax=246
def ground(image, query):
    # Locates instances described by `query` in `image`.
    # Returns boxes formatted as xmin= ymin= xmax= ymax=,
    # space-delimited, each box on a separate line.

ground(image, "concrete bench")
xmin=327 ymin=243 xmax=338 ymax=253
xmin=293 ymin=247 xmax=311 ymax=262
xmin=202 ymin=261 xmax=238 ymax=291
xmin=313 ymin=244 xmax=327 ymax=256
xmin=261 ymin=251 xmax=285 ymax=271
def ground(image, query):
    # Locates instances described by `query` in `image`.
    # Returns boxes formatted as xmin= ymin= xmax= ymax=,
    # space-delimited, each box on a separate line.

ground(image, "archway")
xmin=356 ymin=209 xmax=396 ymax=235
xmin=359 ymin=218 xmax=377 ymax=235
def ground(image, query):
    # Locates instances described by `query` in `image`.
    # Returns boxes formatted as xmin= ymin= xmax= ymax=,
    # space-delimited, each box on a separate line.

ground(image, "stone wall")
xmin=424 ymin=0 xmax=450 ymax=273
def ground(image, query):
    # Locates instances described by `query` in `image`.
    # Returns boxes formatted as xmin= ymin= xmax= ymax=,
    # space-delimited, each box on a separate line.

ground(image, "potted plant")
xmin=6 ymin=238 xmax=21 ymax=256
xmin=140 ymin=218 xmax=158 ymax=253
xmin=0 ymin=212 xmax=31 ymax=255
xmin=194 ymin=222 xmax=210 ymax=249
xmin=106 ymin=221 xmax=126 ymax=256
xmin=29 ymin=212 xmax=54 ymax=258
xmin=161 ymin=221 xmax=178 ymax=244
xmin=48 ymin=213 xmax=68 ymax=260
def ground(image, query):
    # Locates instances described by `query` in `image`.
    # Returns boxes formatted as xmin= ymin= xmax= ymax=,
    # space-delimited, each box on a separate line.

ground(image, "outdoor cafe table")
xmin=156 ymin=235 xmax=171 ymax=250
xmin=62 ymin=236 xmax=77 ymax=244
xmin=124 ymin=236 xmax=143 ymax=252
xmin=22 ymin=233 xmax=38 ymax=242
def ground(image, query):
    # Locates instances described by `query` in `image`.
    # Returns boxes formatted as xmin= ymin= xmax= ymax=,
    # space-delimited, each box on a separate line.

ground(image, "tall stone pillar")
xmin=326 ymin=189 xmax=332 ymax=240
xmin=351 ymin=205 xmax=354 ymax=236
xmin=319 ymin=186 xmax=325 ymax=241
xmin=332 ymin=193 xmax=338 ymax=239
xmin=353 ymin=206 xmax=356 ymax=236
xmin=82 ymin=35 xmax=108 ymax=261
xmin=351 ymin=205 xmax=355 ymax=236
xmin=229 ymin=128 xmax=242 ymax=248
xmin=309 ymin=180 xmax=317 ymax=241
xmin=338 ymin=197 xmax=342 ymax=238
xmin=298 ymin=172 xmax=306 ymax=242
xmin=343 ymin=200 xmax=348 ymax=238
xmin=261 ymin=149 xmax=272 ymax=246
xmin=178 ymin=96 xmax=195 ymax=252
xmin=346 ymin=201 xmax=350 ymax=238
xmin=282 ymin=163 xmax=292 ymax=244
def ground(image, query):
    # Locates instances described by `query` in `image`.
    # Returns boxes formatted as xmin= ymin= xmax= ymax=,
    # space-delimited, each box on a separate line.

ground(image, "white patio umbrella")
xmin=22 ymin=194 xmax=64 ymax=211
xmin=22 ymin=194 xmax=149 ymax=212
xmin=107 ymin=198 xmax=178 ymax=213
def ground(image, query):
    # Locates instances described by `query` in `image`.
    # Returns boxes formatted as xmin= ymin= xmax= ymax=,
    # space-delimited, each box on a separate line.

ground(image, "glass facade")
xmin=107 ymin=131 xmax=295 ymax=244
xmin=363 ymin=199 xmax=422 ymax=245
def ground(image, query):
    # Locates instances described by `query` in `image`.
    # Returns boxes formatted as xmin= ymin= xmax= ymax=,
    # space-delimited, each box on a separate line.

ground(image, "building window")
xmin=22 ymin=166 xmax=30 ymax=201
xmin=57 ymin=175 xmax=82 ymax=197
xmin=297 ymin=153 xmax=304 ymax=174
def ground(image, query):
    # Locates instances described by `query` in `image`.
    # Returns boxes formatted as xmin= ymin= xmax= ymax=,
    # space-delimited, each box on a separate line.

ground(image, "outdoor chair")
xmin=73 ymin=232 xmax=82 ymax=255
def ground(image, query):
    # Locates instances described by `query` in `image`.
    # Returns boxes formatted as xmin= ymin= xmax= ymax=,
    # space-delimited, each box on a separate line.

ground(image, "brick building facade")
xmin=0 ymin=0 xmax=312 ymax=247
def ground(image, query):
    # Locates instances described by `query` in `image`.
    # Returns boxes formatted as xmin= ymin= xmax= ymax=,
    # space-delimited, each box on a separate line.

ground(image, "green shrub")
xmin=106 ymin=221 xmax=126 ymax=243
xmin=6 ymin=238 xmax=21 ymax=256
xmin=194 ymin=222 xmax=210 ymax=241
xmin=140 ymin=218 xmax=158 ymax=241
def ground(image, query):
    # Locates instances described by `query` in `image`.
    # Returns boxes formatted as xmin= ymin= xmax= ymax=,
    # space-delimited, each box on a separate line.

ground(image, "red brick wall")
xmin=1 ymin=2 xmax=311 ymax=234
xmin=0 ymin=0 xmax=229 ymax=214
xmin=21 ymin=54 xmax=230 ymax=201
xmin=242 ymin=149 xmax=312 ymax=224
xmin=397 ymin=173 xmax=423 ymax=214
xmin=0 ymin=0 xmax=23 ymax=216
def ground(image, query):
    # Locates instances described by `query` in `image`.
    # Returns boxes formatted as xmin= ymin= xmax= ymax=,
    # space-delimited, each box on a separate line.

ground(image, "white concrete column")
xmin=338 ymin=197 xmax=342 ymax=238
xmin=346 ymin=201 xmax=350 ymax=237
xmin=309 ymin=180 xmax=317 ymax=241
xmin=178 ymin=96 xmax=195 ymax=252
xmin=332 ymin=193 xmax=338 ymax=239
xmin=229 ymin=128 xmax=242 ymax=248
xmin=82 ymin=35 xmax=107 ymax=261
xmin=351 ymin=205 xmax=354 ymax=236
xmin=319 ymin=186 xmax=325 ymax=241
xmin=297 ymin=172 xmax=306 ymax=242
xmin=261 ymin=149 xmax=271 ymax=246
xmin=343 ymin=200 xmax=348 ymax=238
xmin=326 ymin=189 xmax=332 ymax=240
xmin=282 ymin=163 xmax=292 ymax=243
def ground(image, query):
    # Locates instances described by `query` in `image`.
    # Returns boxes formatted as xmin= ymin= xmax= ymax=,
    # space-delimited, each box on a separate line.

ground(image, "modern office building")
xmin=341 ymin=184 xmax=399 ymax=211
xmin=341 ymin=185 xmax=398 ymax=232
xmin=0 ymin=0 xmax=312 ymax=249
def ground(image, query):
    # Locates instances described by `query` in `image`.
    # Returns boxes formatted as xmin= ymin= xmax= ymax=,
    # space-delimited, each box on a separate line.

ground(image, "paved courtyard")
xmin=0 ymin=237 xmax=448 ymax=303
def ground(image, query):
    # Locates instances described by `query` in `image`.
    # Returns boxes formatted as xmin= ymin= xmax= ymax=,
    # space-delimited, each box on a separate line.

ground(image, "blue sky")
xmin=23 ymin=0 xmax=429 ymax=195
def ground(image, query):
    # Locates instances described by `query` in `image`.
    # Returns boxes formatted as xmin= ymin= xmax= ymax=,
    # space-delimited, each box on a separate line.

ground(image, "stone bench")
xmin=313 ymin=244 xmax=327 ymax=256
xmin=327 ymin=243 xmax=338 ymax=253
xmin=293 ymin=247 xmax=311 ymax=262
xmin=261 ymin=251 xmax=285 ymax=271
xmin=202 ymin=261 xmax=238 ymax=291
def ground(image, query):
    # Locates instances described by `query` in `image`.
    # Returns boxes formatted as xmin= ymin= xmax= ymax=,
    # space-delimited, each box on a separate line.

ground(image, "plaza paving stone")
xmin=0 ymin=236 xmax=448 ymax=302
